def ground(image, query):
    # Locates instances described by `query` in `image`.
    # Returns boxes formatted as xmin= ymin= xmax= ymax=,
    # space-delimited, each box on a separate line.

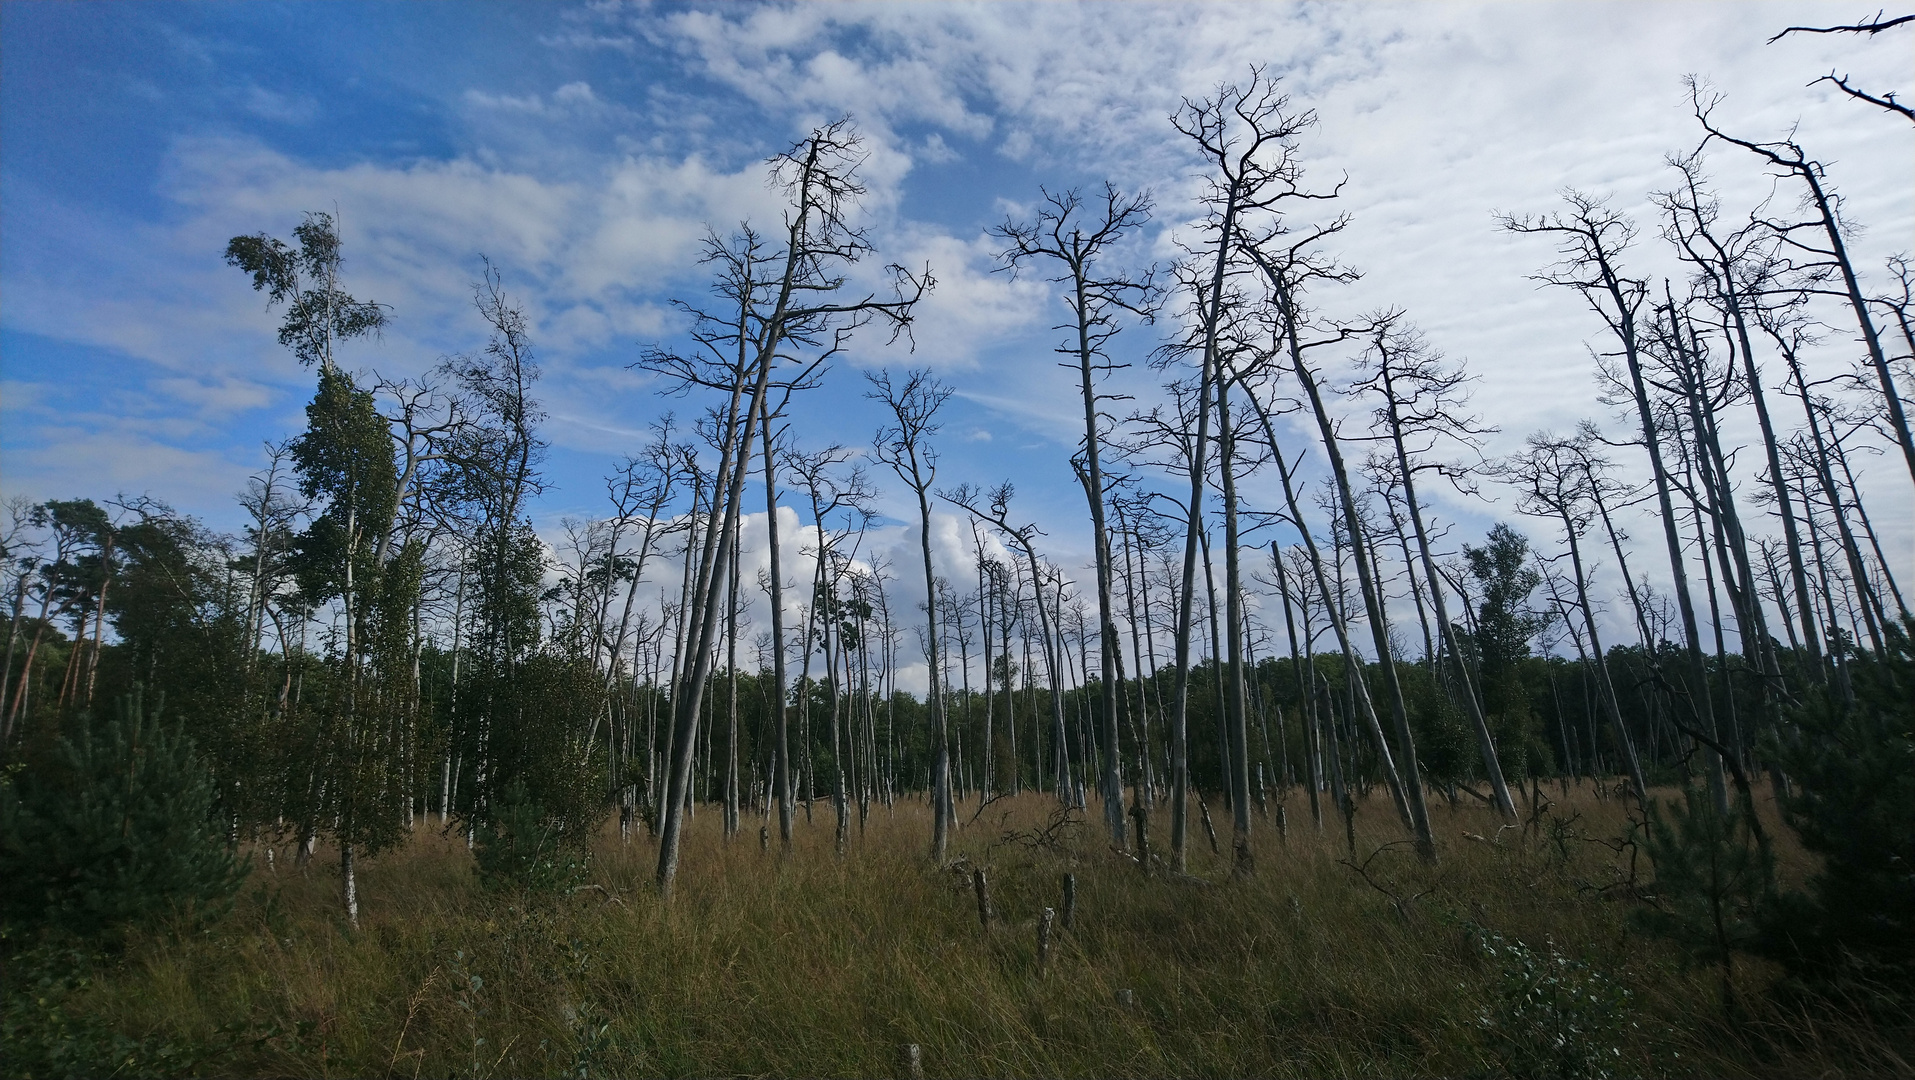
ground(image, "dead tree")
xmin=944 ymin=483 xmax=1074 ymax=807
xmin=994 ymin=182 xmax=1158 ymax=849
xmin=786 ymin=445 xmax=874 ymax=854
xmin=1768 ymin=12 xmax=1915 ymax=125
xmin=1504 ymin=431 xmax=1650 ymax=802
xmin=869 ymin=369 xmax=954 ymax=862
xmin=1240 ymin=230 xmax=1437 ymax=863
xmin=644 ymin=120 xmax=926 ymax=898
xmin=1501 ymin=193 xmax=1729 ymax=816
xmin=1656 ymin=154 xmax=1825 ymax=677
xmin=1353 ymin=319 xmax=1519 ymax=820
xmin=1160 ymin=67 xmax=1316 ymax=872
xmin=1230 ymin=359 xmax=1415 ymax=840
xmin=1690 ymin=82 xmax=1915 ymax=492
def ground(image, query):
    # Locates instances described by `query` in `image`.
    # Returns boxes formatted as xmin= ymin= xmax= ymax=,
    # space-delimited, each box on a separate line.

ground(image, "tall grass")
xmin=29 ymin=783 xmax=1909 ymax=1077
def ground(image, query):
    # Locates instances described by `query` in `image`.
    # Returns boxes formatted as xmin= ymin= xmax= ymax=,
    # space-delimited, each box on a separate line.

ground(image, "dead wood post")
xmin=973 ymin=867 xmax=991 ymax=928
xmin=897 ymin=1043 xmax=924 ymax=1080
xmin=1037 ymin=907 xmax=1057 ymax=973
xmin=1129 ymin=801 xmax=1151 ymax=873
xmin=1062 ymin=872 xmax=1077 ymax=929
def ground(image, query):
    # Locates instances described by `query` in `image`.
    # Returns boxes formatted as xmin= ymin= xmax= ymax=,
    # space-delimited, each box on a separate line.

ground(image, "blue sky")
xmin=3 ymin=1 xmax=1909 ymax=676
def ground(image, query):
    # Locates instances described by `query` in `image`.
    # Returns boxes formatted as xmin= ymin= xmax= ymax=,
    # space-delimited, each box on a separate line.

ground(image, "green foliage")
xmin=290 ymin=366 xmax=400 ymax=611
xmin=473 ymin=782 xmax=591 ymax=896
xmin=461 ymin=651 xmax=607 ymax=837
xmin=1463 ymin=522 xmax=1546 ymax=721
xmin=223 ymin=211 xmax=389 ymax=368
xmin=1402 ymin=664 xmax=1472 ymax=784
xmin=0 ymin=690 xmax=247 ymax=939
xmin=1471 ymin=924 xmax=1635 ymax=1080
xmin=1762 ymin=619 xmax=1915 ymax=993
xmin=0 ymin=943 xmax=196 ymax=1079
xmin=470 ymin=518 xmax=546 ymax=665
xmin=1634 ymin=784 xmax=1773 ymax=1002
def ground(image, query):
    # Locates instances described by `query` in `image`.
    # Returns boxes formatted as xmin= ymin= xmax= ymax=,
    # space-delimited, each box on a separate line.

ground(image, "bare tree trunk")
xmin=1662 ymin=159 xmax=1826 ymax=679
xmin=1255 ymin=273 xmax=1434 ymax=859
xmin=1504 ymin=203 xmax=1726 ymax=815
xmin=1557 ymin=502 xmax=1648 ymax=801
xmin=724 ymin=535 xmax=741 ymax=839
xmin=1238 ymin=380 xmax=1413 ymax=835
xmin=1214 ymin=376 xmax=1255 ymax=874
xmin=1375 ymin=353 xmax=1517 ymax=820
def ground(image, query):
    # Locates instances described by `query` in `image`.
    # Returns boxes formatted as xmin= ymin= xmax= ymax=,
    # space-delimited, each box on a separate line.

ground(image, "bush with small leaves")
xmin=1633 ymin=783 xmax=1774 ymax=1009
xmin=1472 ymin=924 xmax=1634 ymax=1080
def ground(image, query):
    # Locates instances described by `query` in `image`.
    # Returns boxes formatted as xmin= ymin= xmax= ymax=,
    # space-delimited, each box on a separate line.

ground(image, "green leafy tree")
xmin=1462 ymin=523 xmax=1548 ymax=775
xmin=472 ymin=780 xmax=591 ymax=897
xmin=225 ymin=211 xmax=388 ymax=372
xmin=286 ymin=356 xmax=414 ymax=927
xmin=36 ymin=500 xmax=117 ymax=717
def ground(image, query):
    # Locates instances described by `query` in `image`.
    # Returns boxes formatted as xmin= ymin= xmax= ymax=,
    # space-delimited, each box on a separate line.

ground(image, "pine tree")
xmin=1762 ymin=617 xmax=1915 ymax=995
xmin=0 ymin=689 xmax=246 ymax=938
xmin=1635 ymin=784 xmax=1775 ymax=1010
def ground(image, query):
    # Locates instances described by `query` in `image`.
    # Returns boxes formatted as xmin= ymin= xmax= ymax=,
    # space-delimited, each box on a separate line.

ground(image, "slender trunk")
xmin=341 ymin=839 xmax=359 ymax=930
xmin=911 ymin=478 xmax=953 ymax=862
xmin=1214 ymin=376 xmax=1254 ymax=872
xmin=1799 ymin=169 xmax=1915 ymax=490
xmin=1238 ymin=376 xmax=1413 ymax=832
xmin=1068 ymin=285 xmax=1129 ymax=846
xmin=1831 ymin=439 xmax=1908 ymax=620
xmin=1557 ymin=508 xmax=1649 ymax=801
xmin=1620 ymin=295 xmax=1726 ymax=814
xmin=1379 ymin=359 xmax=1517 ymax=820
xmin=658 ymin=333 xmax=768 ymax=895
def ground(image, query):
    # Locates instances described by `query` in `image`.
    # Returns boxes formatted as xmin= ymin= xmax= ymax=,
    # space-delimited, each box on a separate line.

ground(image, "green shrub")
xmin=1472 ymin=924 xmax=1634 ymax=1080
xmin=0 ymin=689 xmax=247 ymax=940
xmin=0 ymin=942 xmax=193 ymax=1078
xmin=472 ymin=781 xmax=591 ymax=896
xmin=1762 ymin=619 xmax=1915 ymax=994
xmin=1634 ymin=784 xmax=1773 ymax=1009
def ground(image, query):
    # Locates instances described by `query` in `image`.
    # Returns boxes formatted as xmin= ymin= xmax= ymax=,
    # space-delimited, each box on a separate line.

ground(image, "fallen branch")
xmin=1338 ymin=841 xmax=1435 ymax=922
xmin=967 ymin=790 xmax=1014 ymax=827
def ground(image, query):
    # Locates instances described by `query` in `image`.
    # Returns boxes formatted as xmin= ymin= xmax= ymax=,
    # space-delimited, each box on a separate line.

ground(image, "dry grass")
xmin=50 ymin=782 xmax=1908 ymax=1077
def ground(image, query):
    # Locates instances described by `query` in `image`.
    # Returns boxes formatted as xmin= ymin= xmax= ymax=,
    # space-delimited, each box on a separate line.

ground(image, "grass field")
xmin=10 ymin=782 xmax=1909 ymax=1078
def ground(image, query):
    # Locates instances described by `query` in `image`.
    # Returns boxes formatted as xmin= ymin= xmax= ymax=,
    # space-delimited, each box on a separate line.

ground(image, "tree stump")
xmin=1037 ymin=906 xmax=1056 ymax=973
xmin=973 ymin=867 xmax=991 ymax=928
xmin=1061 ymin=872 xmax=1076 ymax=930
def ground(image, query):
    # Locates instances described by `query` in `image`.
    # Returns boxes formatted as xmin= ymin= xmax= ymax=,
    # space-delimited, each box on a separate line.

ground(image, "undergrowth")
xmin=3 ymin=783 xmax=1907 ymax=1078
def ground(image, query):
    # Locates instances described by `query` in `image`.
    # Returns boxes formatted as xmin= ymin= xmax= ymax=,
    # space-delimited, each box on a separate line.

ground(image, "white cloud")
xmin=7 ymin=1 xmax=1909 ymax=661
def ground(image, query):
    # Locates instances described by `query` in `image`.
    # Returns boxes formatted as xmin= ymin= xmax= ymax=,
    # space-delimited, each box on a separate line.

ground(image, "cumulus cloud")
xmin=6 ymin=1 xmax=1908 ymax=658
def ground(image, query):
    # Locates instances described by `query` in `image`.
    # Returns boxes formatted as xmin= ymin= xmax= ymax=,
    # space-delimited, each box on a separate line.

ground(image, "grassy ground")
xmin=11 ymin=782 xmax=1909 ymax=1077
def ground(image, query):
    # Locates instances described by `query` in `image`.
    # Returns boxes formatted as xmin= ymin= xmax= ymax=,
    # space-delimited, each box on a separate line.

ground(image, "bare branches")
xmin=867 ymin=369 xmax=952 ymax=498
xmin=1813 ymin=70 xmax=1915 ymax=123
xmin=1767 ymin=10 xmax=1913 ymax=42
